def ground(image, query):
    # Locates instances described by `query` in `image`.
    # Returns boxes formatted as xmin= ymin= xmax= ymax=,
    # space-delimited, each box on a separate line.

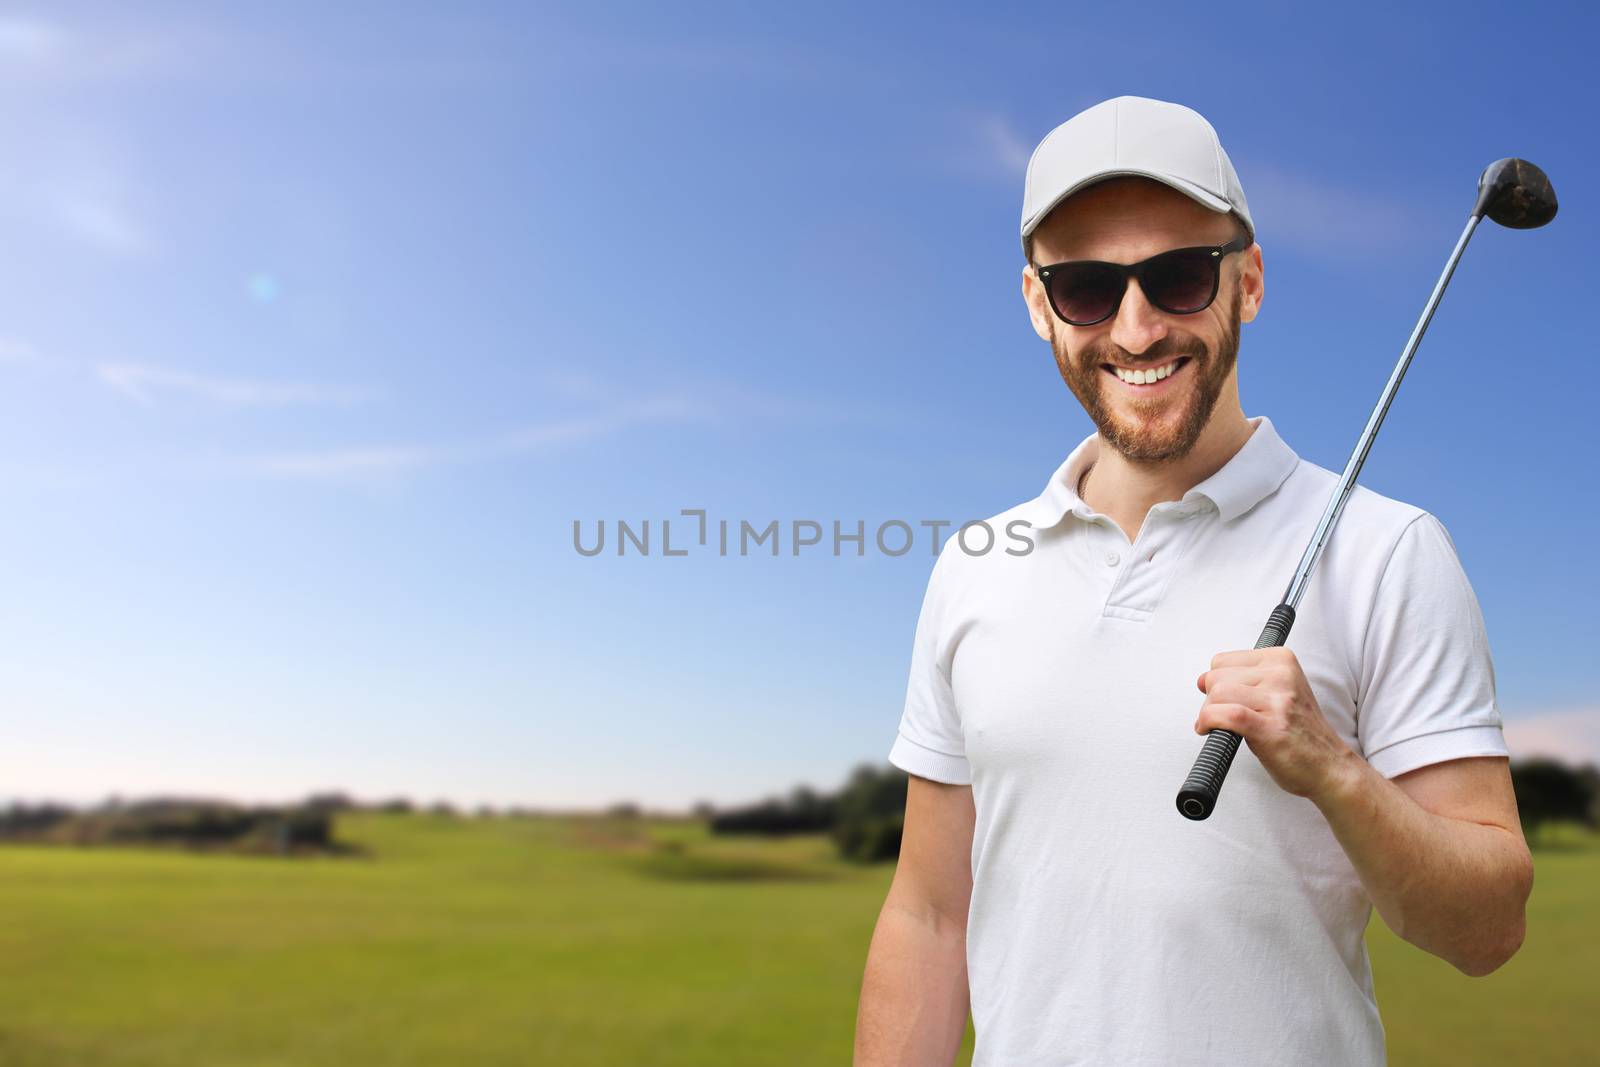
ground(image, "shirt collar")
xmin=1018 ymin=414 xmax=1301 ymax=531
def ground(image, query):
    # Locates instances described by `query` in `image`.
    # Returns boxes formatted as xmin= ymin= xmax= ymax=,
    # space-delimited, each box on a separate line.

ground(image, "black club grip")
xmin=1176 ymin=602 xmax=1297 ymax=821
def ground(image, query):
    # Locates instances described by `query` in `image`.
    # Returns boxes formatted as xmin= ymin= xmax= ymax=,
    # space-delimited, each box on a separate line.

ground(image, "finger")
xmin=1257 ymin=650 xmax=1307 ymax=686
xmin=1201 ymin=678 xmax=1269 ymax=711
xmin=1254 ymin=646 xmax=1299 ymax=667
xmin=1209 ymin=649 xmax=1266 ymax=670
xmin=1200 ymin=667 xmax=1268 ymax=692
xmin=1195 ymin=702 xmax=1260 ymax=737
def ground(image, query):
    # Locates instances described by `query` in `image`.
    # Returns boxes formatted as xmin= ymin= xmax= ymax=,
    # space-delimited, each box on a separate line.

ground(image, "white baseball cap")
xmin=1020 ymin=95 xmax=1254 ymax=261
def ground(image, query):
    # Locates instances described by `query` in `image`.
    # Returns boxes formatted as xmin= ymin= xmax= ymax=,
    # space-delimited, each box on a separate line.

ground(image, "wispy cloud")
xmin=526 ymin=25 xmax=884 ymax=90
xmin=0 ymin=16 xmax=64 ymax=63
xmin=1502 ymin=706 xmax=1600 ymax=767
xmin=256 ymin=403 xmax=695 ymax=482
xmin=0 ymin=15 xmax=215 ymax=88
xmin=253 ymin=379 xmax=886 ymax=484
xmin=0 ymin=16 xmax=209 ymax=260
xmin=943 ymin=107 xmax=1035 ymax=181
xmin=96 ymin=362 xmax=368 ymax=408
xmin=1232 ymin=160 xmax=1423 ymax=251
xmin=0 ymin=336 xmax=40 ymax=363
xmin=53 ymin=192 xmax=153 ymax=256
xmin=256 ymin=443 xmax=449 ymax=481
xmin=0 ymin=146 xmax=160 ymax=259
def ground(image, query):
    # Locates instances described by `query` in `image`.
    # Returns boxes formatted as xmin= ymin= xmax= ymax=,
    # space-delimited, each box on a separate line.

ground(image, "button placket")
xmin=1100 ymin=506 xmax=1203 ymax=617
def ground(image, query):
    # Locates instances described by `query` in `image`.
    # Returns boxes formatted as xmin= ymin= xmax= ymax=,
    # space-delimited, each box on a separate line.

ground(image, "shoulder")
xmin=1280 ymin=459 xmax=1480 ymax=641
xmin=914 ymin=495 xmax=1053 ymax=615
xmin=1283 ymin=456 xmax=1434 ymax=557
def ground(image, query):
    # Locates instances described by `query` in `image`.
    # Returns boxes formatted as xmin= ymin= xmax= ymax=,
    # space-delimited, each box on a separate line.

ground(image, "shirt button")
xmin=1104 ymin=550 xmax=1120 ymax=566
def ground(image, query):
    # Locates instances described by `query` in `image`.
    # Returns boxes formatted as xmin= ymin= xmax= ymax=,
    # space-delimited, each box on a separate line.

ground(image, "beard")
xmin=1048 ymin=284 xmax=1243 ymax=465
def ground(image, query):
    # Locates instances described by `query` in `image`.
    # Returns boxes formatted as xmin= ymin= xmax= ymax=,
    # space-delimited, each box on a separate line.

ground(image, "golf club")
xmin=1175 ymin=157 xmax=1558 ymax=822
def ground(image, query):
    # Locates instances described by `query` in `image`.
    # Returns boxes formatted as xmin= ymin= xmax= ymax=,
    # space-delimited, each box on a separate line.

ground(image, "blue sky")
xmin=2 ymin=1 xmax=1596 ymax=810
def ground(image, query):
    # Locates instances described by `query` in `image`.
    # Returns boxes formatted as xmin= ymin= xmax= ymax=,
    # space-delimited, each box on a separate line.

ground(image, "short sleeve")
xmin=887 ymin=546 xmax=972 ymax=785
xmin=1356 ymin=512 xmax=1511 ymax=778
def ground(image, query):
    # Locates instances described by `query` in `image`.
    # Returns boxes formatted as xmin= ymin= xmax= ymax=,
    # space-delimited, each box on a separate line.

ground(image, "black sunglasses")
xmin=1033 ymin=235 xmax=1252 ymax=326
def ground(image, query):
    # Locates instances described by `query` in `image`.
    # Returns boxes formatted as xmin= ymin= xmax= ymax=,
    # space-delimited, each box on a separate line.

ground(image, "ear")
xmin=1238 ymin=244 xmax=1265 ymax=325
xmin=1022 ymin=263 xmax=1055 ymax=342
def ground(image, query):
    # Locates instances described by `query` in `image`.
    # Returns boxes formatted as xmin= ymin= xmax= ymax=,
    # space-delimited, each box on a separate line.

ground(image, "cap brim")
xmin=1021 ymin=169 xmax=1237 ymax=254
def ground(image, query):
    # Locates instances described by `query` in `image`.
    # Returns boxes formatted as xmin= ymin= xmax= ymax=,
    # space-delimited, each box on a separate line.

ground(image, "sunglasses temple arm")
xmin=1175 ymin=211 xmax=1485 ymax=822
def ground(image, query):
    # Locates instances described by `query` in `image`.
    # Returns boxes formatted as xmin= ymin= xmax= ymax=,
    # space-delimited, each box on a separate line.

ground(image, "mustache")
xmin=1083 ymin=333 xmax=1209 ymax=369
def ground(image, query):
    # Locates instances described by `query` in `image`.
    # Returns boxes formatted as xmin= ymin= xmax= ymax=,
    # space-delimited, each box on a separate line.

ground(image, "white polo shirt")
xmin=888 ymin=413 xmax=1510 ymax=1067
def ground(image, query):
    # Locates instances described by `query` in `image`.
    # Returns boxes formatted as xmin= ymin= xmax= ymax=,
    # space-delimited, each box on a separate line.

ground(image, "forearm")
xmin=855 ymin=901 xmax=969 ymax=1066
xmin=1313 ymin=753 xmax=1534 ymax=976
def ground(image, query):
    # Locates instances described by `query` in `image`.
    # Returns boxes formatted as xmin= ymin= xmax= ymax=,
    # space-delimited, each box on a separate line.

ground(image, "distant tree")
xmin=831 ymin=764 xmax=909 ymax=863
xmin=374 ymin=797 xmax=414 ymax=815
xmin=789 ymin=785 xmax=827 ymax=821
xmin=1510 ymin=758 xmax=1596 ymax=839
xmin=427 ymin=800 xmax=459 ymax=818
xmin=690 ymin=800 xmax=717 ymax=821
xmin=1578 ymin=764 xmax=1600 ymax=826
xmin=0 ymin=802 xmax=74 ymax=838
xmin=709 ymin=787 xmax=836 ymax=836
xmin=605 ymin=801 xmax=642 ymax=820
xmin=11 ymin=798 xmax=341 ymax=855
xmin=303 ymin=792 xmax=356 ymax=813
xmin=283 ymin=808 xmax=333 ymax=849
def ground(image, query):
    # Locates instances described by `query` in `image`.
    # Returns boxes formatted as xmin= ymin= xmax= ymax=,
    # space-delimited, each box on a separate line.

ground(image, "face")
xmin=1025 ymin=177 xmax=1262 ymax=465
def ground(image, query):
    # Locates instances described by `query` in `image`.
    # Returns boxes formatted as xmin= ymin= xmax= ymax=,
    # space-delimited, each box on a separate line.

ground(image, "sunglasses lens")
xmin=1143 ymin=250 xmax=1217 ymax=313
xmin=1051 ymin=263 xmax=1122 ymax=324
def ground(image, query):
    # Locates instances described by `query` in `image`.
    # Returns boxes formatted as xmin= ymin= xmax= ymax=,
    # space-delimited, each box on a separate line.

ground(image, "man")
xmin=854 ymin=96 xmax=1532 ymax=1066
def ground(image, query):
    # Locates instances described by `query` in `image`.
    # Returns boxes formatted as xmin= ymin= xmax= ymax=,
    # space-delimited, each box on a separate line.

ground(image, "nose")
xmin=1107 ymin=275 xmax=1170 ymax=355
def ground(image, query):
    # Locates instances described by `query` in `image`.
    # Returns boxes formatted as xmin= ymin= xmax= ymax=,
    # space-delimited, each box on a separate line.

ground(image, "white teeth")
xmin=1112 ymin=359 xmax=1180 ymax=384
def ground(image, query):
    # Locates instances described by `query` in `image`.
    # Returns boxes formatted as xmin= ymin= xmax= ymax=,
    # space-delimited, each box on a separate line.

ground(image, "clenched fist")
xmin=1195 ymin=646 xmax=1360 ymax=802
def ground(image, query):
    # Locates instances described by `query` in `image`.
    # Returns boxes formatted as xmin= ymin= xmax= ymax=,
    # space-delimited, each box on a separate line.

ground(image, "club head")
xmin=1473 ymin=158 xmax=1558 ymax=229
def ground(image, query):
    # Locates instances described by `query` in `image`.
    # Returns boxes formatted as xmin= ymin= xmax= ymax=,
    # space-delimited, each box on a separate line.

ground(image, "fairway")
xmin=0 ymin=813 xmax=1591 ymax=1065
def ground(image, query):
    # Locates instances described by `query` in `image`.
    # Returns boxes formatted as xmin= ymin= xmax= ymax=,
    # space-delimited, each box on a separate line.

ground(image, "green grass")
xmin=0 ymin=814 xmax=1592 ymax=1065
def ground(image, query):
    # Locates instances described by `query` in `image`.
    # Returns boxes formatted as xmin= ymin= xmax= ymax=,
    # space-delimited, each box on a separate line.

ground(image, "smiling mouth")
xmin=1101 ymin=355 xmax=1193 ymax=388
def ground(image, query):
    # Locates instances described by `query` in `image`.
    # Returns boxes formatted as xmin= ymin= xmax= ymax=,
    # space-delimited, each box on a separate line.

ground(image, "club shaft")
xmin=1278 ymin=212 xmax=1484 ymax=610
xmin=1177 ymin=210 xmax=1488 ymax=822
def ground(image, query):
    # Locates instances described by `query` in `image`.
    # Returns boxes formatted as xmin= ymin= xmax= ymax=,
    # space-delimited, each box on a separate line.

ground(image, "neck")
xmin=1083 ymin=406 xmax=1254 ymax=542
